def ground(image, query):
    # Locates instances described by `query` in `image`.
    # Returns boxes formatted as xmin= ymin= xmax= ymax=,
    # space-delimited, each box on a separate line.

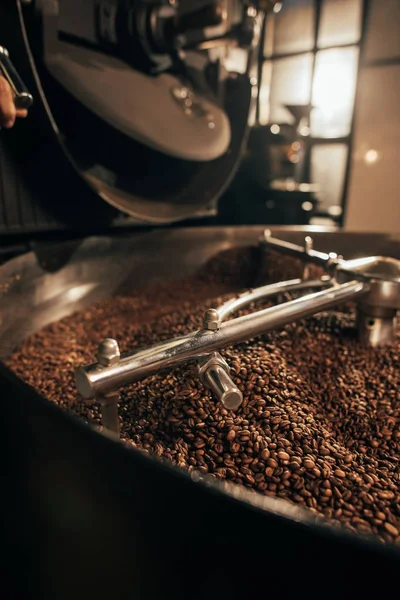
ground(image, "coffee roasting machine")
xmin=1 ymin=1 xmax=400 ymax=599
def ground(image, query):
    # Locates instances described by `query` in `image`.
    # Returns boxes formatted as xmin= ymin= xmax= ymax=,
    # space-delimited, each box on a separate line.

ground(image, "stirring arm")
xmin=261 ymin=230 xmax=343 ymax=271
xmin=76 ymin=280 xmax=366 ymax=402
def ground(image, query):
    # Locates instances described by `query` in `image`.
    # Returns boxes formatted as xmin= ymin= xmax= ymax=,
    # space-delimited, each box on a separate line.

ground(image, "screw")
xmin=203 ymin=309 xmax=221 ymax=331
xmin=303 ymin=236 xmax=313 ymax=280
xmin=97 ymin=338 xmax=120 ymax=367
xmin=304 ymin=236 xmax=313 ymax=253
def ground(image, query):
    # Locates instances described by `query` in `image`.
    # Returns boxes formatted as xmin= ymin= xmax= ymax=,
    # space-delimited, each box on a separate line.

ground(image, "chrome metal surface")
xmin=76 ymin=280 xmax=366 ymax=400
xmin=97 ymin=338 xmax=121 ymax=367
xmin=203 ymin=309 xmax=221 ymax=331
xmin=262 ymin=230 xmax=339 ymax=270
xmin=262 ymin=230 xmax=400 ymax=346
xmin=357 ymin=309 xmax=398 ymax=347
xmin=336 ymin=256 xmax=400 ymax=284
xmin=99 ymin=393 xmax=120 ymax=436
xmin=198 ymin=352 xmax=243 ymax=410
xmin=303 ymin=236 xmax=313 ymax=281
xmin=216 ymin=278 xmax=331 ymax=321
xmin=203 ymin=363 xmax=243 ymax=411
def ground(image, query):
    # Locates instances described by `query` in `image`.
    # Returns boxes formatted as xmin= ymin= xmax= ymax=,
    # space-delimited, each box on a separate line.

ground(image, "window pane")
xmin=364 ymin=0 xmax=400 ymax=62
xmin=318 ymin=0 xmax=362 ymax=48
xmin=224 ymin=47 xmax=248 ymax=74
xmin=269 ymin=54 xmax=313 ymax=124
xmin=269 ymin=0 xmax=315 ymax=56
xmin=311 ymin=144 xmax=348 ymax=213
xmin=311 ymin=47 xmax=359 ymax=138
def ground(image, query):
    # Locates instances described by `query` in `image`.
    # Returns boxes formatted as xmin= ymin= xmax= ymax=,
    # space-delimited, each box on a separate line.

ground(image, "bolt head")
xmin=97 ymin=338 xmax=120 ymax=367
xmin=203 ymin=309 xmax=221 ymax=331
xmin=304 ymin=236 xmax=313 ymax=252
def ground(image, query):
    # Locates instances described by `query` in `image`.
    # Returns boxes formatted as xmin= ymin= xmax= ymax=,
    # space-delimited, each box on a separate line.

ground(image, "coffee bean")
xmin=319 ymin=446 xmax=330 ymax=456
xmin=376 ymin=512 xmax=386 ymax=521
xmin=378 ymin=490 xmax=395 ymax=500
xmin=8 ymin=246 xmax=400 ymax=547
xmin=260 ymin=448 xmax=270 ymax=461
xmin=334 ymin=469 xmax=346 ymax=479
xmin=277 ymin=451 xmax=290 ymax=462
xmin=384 ymin=523 xmax=399 ymax=537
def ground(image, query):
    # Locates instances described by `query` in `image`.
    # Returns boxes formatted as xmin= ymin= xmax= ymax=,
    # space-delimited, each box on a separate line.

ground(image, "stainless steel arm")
xmin=216 ymin=278 xmax=331 ymax=321
xmin=76 ymin=280 xmax=366 ymax=400
xmin=261 ymin=230 xmax=343 ymax=270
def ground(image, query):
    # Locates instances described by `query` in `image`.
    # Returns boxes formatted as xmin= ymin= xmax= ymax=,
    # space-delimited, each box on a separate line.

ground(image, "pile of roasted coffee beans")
xmin=8 ymin=248 xmax=400 ymax=544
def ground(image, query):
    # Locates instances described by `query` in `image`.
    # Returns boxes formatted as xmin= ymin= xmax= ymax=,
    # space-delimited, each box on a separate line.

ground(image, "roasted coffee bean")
xmin=384 ymin=523 xmax=399 ymax=537
xmin=260 ymin=449 xmax=270 ymax=461
xmin=7 ymin=246 xmax=400 ymax=546
xmin=334 ymin=469 xmax=346 ymax=479
xmin=277 ymin=451 xmax=290 ymax=462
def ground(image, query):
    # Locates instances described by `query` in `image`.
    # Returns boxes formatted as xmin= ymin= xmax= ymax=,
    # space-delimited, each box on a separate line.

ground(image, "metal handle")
xmin=0 ymin=46 xmax=33 ymax=110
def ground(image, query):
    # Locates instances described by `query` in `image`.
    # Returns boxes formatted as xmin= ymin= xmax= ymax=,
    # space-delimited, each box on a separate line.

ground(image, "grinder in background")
xmin=0 ymin=0 xmax=278 ymax=232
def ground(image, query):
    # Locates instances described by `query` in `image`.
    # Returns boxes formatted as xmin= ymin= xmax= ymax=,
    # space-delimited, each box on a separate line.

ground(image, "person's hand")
xmin=0 ymin=75 xmax=28 ymax=128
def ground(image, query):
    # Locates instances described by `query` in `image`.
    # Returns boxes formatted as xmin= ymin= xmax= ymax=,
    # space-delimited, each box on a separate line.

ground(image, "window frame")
xmin=256 ymin=0 xmax=369 ymax=225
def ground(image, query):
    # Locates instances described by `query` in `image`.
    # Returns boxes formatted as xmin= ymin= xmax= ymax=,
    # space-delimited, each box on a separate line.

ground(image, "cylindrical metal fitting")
xmin=203 ymin=363 xmax=243 ymax=410
xmin=99 ymin=394 xmax=120 ymax=436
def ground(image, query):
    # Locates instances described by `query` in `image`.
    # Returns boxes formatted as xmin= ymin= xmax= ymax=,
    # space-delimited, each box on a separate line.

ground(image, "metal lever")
xmin=0 ymin=46 xmax=33 ymax=110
